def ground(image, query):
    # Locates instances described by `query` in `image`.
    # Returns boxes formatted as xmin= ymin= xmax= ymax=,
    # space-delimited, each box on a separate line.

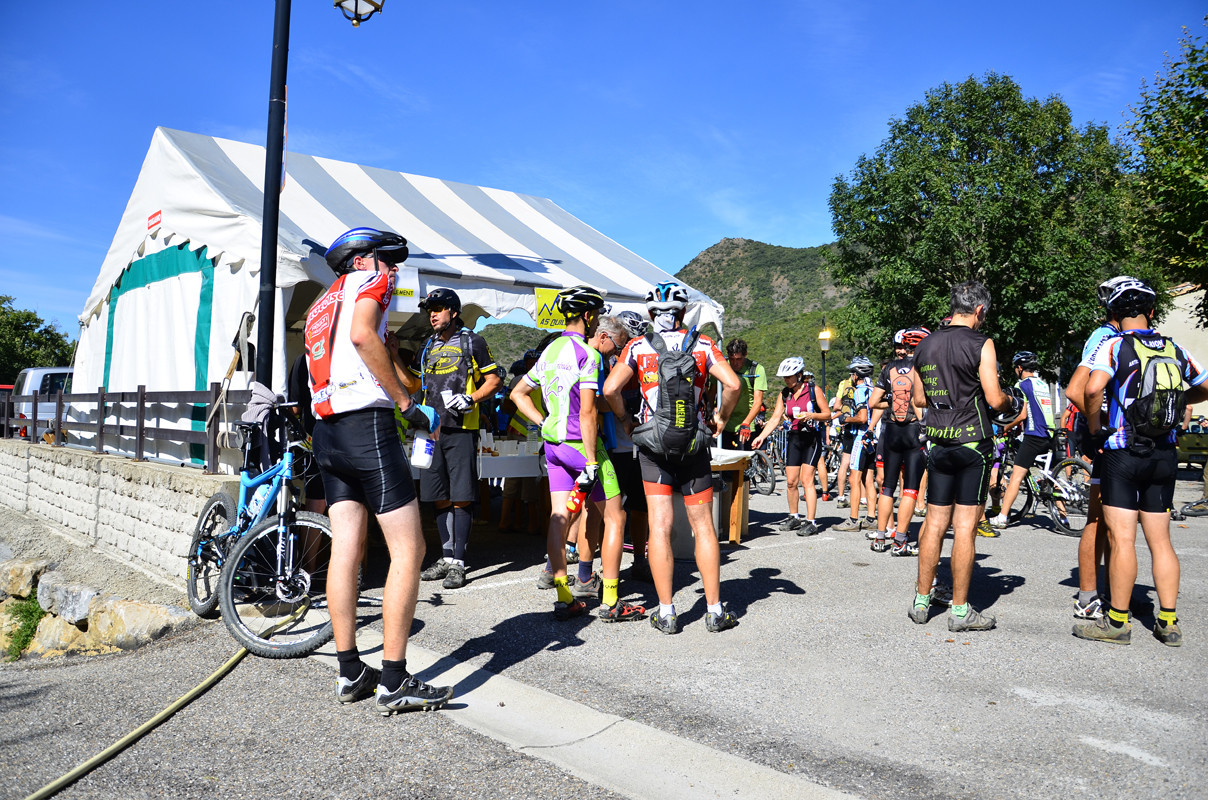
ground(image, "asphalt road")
xmin=3 ymin=464 xmax=1207 ymax=800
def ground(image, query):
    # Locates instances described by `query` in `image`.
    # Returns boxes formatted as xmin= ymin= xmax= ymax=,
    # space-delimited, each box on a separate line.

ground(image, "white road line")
xmin=1079 ymin=736 xmax=1167 ymax=767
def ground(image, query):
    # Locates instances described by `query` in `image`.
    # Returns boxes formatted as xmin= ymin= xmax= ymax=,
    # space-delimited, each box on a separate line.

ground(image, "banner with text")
xmin=389 ymin=266 xmax=420 ymax=313
xmin=534 ymin=287 xmax=567 ymax=330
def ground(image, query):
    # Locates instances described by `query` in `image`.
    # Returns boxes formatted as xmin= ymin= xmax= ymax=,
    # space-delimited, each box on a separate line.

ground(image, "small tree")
xmin=0 ymin=296 xmax=76 ymax=384
xmin=1127 ymin=17 xmax=1208 ymax=324
xmin=828 ymin=73 xmax=1154 ymax=378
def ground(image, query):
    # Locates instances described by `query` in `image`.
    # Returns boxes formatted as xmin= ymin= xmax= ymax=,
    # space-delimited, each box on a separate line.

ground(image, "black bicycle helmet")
xmin=1106 ymin=279 xmax=1156 ymax=318
xmin=1097 ymin=275 xmax=1138 ymax=307
xmin=1012 ymin=351 xmax=1039 ymax=370
xmin=418 ymin=287 xmax=461 ymax=313
xmin=324 ymin=227 xmax=408 ymax=275
xmin=554 ymin=285 xmax=606 ymax=316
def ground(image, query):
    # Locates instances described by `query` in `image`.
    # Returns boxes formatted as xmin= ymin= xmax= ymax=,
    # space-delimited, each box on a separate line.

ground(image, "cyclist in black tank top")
xmin=908 ymin=281 xmax=1018 ymax=634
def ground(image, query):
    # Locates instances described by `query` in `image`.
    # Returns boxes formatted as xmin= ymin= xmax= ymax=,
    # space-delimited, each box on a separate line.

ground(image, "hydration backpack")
xmin=1119 ymin=333 xmax=1185 ymax=443
xmin=889 ymin=366 xmax=914 ymax=424
xmin=631 ymin=329 xmax=710 ymax=462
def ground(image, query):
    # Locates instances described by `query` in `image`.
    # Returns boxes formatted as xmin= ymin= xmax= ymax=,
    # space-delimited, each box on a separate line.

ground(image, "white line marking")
xmin=1080 ymin=736 xmax=1167 ymax=767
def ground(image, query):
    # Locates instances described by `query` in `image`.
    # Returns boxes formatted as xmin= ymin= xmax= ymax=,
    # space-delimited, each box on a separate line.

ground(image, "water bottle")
xmin=411 ymin=431 xmax=435 ymax=470
xmin=566 ymin=485 xmax=589 ymax=514
xmin=247 ymin=484 xmax=271 ymax=518
xmin=526 ymin=423 xmax=541 ymax=455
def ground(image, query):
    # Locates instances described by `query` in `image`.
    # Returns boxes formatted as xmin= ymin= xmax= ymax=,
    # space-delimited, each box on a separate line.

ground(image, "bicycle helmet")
xmin=645 ymin=281 xmax=689 ymax=313
xmin=554 ymin=285 xmax=606 ymax=316
xmin=1097 ymin=275 xmax=1139 ymax=307
xmin=1012 ymin=350 xmax=1039 ymax=370
xmin=1106 ymin=279 xmax=1156 ymax=318
xmin=418 ymin=287 xmax=461 ymax=313
xmin=846 ymin=355 xmax=875 ymax=377
xmin=325 ymin=227 xmax=408 ymax=275
xmin=777 ymin=357 xmax=805 ymax=377
xmin=900 ymin=326 xmax=930 ymax=348
xmin=892 ymin=329 xmax=907 ymax=345
xmin=617 ymin=310 xmax=648 ymax=339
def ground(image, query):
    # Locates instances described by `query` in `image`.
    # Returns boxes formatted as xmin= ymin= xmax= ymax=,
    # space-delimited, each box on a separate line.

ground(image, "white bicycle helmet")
xmin=617 ymin=310 xmax=648 ymax=339
xmin=646 ymin=281 xmax=689 ymax=313
xmin=777 ymin=357 xmax=805 ymax=377
xmin=1106 ymin=279 xmax=1156 ymax=317
xmin=1097 ymin=275 xmax=1139 ymax=307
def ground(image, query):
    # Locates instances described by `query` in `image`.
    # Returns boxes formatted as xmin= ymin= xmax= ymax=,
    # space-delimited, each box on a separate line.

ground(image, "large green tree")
xmin=1126 ymin=17 xmax=1208 ymax=324
xmin=0 ymin=296 xmax=76 ymax=384
xmin=827 ymin=73 xmax=1153 ymax=377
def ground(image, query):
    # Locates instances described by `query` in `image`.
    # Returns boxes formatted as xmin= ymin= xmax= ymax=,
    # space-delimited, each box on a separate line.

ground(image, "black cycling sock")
xmin=451 ymin=505 xmax=471 ymax=562
xmin=336 ymin=648 xmax=363 ymax=681
xmin=435 ymin=507 xmax=454 ymax=557
xmin=381 ymin=659 xmax=408 ymax=693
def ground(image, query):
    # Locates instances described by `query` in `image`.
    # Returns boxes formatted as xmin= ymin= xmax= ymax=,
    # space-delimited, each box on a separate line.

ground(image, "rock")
xmin=0 ymin=597 xmax=21 ymax=651
xmin=0 ymin=559 xmax=52 ymax=598
xmin=28 ymin=615 xmax=88 ymax=655
xmin=86 ymin=595 xmax=192 ymax=651
xmin=36 ymin=571 xmax=99 ymax=624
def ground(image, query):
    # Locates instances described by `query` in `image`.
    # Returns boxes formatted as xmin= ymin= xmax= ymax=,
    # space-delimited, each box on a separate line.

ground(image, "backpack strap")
xmin=647 ymin=331 xmax=668 ymax=356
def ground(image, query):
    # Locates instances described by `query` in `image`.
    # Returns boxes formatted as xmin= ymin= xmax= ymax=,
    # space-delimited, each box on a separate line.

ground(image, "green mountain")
xmin=478 ymin=322 xmax=549 ymax=378
xmin=676 ymin=238 xmax=859 ymax=390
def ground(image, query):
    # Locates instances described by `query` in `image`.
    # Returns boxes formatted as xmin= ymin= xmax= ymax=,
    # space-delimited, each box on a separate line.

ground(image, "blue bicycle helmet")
xmin=325 ymin=227 xmax=408 ymax=275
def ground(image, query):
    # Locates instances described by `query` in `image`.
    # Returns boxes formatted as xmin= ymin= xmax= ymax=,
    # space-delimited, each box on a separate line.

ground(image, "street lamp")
xmin=818 ymin=319 xmax=832 ymax=397
xmin=254 ymin=1 xmax=384 ymax=386
xmin=335 ymin=0 xmax=384 ymax=26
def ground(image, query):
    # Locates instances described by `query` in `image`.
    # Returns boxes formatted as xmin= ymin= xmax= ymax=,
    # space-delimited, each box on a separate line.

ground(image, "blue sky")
xmin=1 ymin=1 xmax=1203 ymax=335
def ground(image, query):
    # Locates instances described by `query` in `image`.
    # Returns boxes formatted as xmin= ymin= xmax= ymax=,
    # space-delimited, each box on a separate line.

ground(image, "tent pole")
xmin=255 ymin=0 xmax=291 ymax=386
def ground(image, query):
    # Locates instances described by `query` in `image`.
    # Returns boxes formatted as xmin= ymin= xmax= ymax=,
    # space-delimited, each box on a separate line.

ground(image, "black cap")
xmin=418 ymin=288 xmax=461 ymax=313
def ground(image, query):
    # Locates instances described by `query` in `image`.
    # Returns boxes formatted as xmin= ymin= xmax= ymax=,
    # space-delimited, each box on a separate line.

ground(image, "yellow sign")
xmin=534 ymin=287 xmax=567 ymax=330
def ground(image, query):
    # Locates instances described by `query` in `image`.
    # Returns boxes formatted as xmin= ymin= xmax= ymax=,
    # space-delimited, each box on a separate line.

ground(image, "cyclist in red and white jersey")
xmin=603 ymin=282 xmax=742 ymax=634
xmin=304 ymin=227 xmax=451 ymax=715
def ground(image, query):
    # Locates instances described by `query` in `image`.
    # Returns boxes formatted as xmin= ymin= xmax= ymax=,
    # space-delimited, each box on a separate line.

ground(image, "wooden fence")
xmin=0 ymin=384 xmax=252 ymax=474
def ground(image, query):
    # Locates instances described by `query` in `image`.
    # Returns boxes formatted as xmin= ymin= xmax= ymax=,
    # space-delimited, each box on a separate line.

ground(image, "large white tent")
xmin=75 ymin=127 xmax=724 ymax=398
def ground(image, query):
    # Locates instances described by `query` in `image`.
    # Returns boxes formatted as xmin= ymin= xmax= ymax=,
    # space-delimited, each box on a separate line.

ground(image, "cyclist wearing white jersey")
xmin=304 ymin=227 xmax=451 ymax=715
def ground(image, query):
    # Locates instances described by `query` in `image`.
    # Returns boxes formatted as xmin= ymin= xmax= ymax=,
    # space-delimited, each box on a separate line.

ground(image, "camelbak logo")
xmin=674 ymin=399 xmax=687 ymax=428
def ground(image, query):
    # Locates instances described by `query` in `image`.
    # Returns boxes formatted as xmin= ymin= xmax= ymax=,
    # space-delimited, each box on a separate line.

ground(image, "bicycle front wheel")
xmin=1005 ymin=467 xmax=1033 ymax=524
xmin=748 ymin=450 xmax=777 ymax=496
xmin=187 ymin=491 xmax=236 ymax=618
xmin=219 ymin=511 xmax=334 ymax=658
xmin=1050 ymin=458 xmax=1091 ymax=536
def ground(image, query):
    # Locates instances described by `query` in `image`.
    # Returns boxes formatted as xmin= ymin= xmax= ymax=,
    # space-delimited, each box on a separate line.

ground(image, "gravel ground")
xmin=2 ymin=462 xmax=1207 ymax=800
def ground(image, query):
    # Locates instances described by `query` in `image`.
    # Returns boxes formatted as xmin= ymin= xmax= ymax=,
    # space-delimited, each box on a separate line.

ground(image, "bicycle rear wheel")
xmin=187 ymin=491 xmax=236 ymax=618
xmin=219 ymin=511 xmax=334 ymax=658
xmin=1050 ymin=458 xmax=1091 ymax=536
xmin=747 ymin=450 xmax=777 ymax=496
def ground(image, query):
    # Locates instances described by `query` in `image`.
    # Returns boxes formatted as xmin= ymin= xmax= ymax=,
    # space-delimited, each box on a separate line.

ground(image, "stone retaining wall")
xmin=0 ymin=440 xmax=237 ymax=585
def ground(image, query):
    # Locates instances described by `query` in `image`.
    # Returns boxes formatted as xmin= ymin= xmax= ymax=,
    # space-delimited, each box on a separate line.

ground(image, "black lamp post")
xmin=254 ymin=0 xmax=384 ymax=385
xmin=818 ymin=318 xmax=832 ymax=397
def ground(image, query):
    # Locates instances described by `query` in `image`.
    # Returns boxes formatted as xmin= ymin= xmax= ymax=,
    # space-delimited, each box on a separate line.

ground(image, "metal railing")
xmin=1 ymin=383 xmax=252 ymax=474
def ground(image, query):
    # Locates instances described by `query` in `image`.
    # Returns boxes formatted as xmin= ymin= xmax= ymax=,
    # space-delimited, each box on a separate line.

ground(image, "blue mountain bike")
xmin=187 ymin=403 xmax=334 ymax=658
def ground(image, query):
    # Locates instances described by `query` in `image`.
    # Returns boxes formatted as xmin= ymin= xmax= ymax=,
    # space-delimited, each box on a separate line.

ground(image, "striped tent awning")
xmin=83 ymin=127 xmax=723 ymax=331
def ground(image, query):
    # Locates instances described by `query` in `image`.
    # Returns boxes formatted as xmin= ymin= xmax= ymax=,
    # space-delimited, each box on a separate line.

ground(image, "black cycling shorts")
xmin=611 ymin=448 xmax=647 ymax=512
xmin=418 ymin=427 xmax=480 ymax=504
xmin=1014 ymin=434 xmax=1054 ymax=470
xmin=313 ymin=407 xmax=416 ymax=515
xmin=840 ymin=429 xmax=857 ymax=455
xmin=721 ymin=427 xmax=762 ymax=451
xmin=925 ymin=440 xmax=993 ymax=507
xmin=785 ymin=429 xmax=823 ymax=469
xmin=880 ymin=423 xmax=925 ymax=497
xmin=1098 ymin=447 xmax=1176 ymax=513
xmin=638 ymin=447 xmax=713 ymax=498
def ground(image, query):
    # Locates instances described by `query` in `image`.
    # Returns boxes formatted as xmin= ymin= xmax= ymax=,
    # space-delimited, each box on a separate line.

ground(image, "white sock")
xmin=660 ymin=604 xmax=676 ymax=618
xmin=451 ymin=559 xmax=465 ymax=568
xmin=706 ymin=602 xmax=723 ymax=615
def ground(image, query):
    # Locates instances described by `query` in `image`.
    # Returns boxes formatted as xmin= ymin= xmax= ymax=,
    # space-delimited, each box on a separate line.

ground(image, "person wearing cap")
xmin=1076 ymin=280 xmax=1208 ymax=646
xmin=413 ymin=288 xmax=504 ymax=590
xmin=305 ymin=227 xmax=452 ymax=714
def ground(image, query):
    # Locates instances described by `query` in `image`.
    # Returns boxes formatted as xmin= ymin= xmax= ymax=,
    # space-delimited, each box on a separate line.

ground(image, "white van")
xmin=10 ymin=367 xmax=73 ymax=441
